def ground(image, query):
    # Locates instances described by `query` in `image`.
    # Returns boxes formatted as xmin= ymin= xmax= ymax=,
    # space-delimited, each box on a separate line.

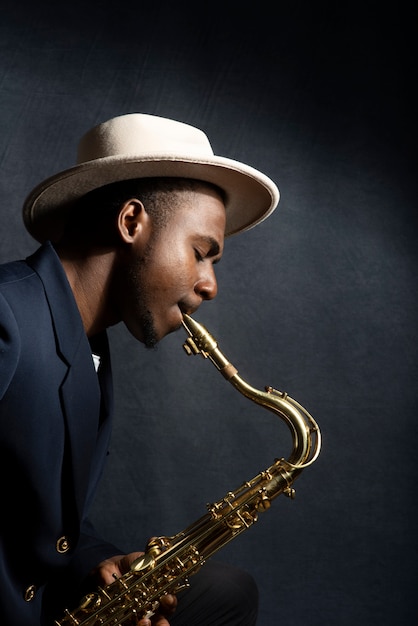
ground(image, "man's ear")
xmin=117 ymin=199 xmax=150 ymax=243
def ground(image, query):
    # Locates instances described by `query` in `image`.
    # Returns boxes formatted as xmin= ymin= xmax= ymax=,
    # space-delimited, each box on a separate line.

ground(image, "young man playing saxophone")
xmin=0 ymin=113 xmax=279 ymax=625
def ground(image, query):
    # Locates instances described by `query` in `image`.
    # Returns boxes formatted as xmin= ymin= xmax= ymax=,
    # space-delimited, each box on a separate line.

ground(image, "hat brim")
xmin=22 ymin=153 xmax=280 ymax=242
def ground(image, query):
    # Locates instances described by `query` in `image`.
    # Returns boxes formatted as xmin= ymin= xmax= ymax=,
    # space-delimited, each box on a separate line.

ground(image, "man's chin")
xmin=132 ymin=310 xmax=159 ymax=349
xmin=147 ymin=320 xmax=184 ymax=349
xmin=135 ymin=309 xmax=185 ymax=349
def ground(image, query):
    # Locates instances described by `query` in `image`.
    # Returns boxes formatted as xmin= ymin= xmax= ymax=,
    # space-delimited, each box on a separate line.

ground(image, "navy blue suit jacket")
xmin=0 ymin=242 xmax=122 ymax=625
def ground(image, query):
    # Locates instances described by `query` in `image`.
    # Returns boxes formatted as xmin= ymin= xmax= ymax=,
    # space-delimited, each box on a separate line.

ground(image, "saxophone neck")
xmin=182 ymin=313 xmax=321 ymax=471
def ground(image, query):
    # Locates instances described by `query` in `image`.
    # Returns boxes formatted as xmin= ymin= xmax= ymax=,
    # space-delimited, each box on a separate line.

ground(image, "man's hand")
xmin=93 ymin=552 xmax=178 ymax=625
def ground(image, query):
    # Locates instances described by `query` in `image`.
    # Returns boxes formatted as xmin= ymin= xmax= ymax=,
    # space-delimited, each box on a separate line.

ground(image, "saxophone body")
xmin=56 ymin=315 xmax=321 ymax=625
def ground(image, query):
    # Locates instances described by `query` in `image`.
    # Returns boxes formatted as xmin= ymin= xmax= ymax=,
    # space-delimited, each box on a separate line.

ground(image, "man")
xmin=0 ymin=113 xmax=279 ymax=625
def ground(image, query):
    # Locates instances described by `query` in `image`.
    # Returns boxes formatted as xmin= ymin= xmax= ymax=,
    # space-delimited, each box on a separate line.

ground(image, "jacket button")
xmin=24 ymin=585 xmax=36 ymax=602
xmin=56 ymin=535 xmax=70 ymax=553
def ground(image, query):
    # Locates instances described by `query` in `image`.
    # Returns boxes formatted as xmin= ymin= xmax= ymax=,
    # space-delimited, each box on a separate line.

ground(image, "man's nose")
xmin=195 ymin=266 xmax=218 ymax=301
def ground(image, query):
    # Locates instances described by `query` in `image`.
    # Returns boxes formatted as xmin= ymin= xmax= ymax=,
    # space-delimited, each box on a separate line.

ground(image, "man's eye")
xmin=194 ymin=249 xmax=204 ymax=262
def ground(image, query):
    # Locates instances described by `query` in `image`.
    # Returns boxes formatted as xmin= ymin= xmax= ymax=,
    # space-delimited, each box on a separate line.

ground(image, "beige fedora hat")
xmin=23 ymin=113 xmax=280 ymax=242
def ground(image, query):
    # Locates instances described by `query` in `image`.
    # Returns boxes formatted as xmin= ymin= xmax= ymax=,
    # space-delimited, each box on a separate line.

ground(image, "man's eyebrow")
xmin=200 ymin=236 xmax=222 ymax=260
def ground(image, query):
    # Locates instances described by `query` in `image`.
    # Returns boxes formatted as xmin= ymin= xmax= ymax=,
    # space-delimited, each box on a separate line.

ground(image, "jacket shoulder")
xmin=0 ymin=290 xmax=21 ymax=399
xmin=0 ymin=257 xmax=41 ymax=398
xmin=0 ymin=258 xmax=34 ymax=284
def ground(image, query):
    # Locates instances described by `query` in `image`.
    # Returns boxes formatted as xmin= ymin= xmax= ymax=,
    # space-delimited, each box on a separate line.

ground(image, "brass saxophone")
xmin=57 ymin=314 xmax=321 ymax=625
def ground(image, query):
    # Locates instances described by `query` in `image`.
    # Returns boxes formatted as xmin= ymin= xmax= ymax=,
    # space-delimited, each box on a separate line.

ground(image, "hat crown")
xmin=77 ymin=113 xmax=214 ymax=164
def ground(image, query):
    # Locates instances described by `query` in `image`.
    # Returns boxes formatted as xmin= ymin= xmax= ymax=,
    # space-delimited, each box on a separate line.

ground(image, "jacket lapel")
xmin=26 ymin=243 xmax=107 ymax=521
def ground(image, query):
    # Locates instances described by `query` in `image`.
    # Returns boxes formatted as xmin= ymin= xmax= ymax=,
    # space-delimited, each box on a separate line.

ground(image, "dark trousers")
xmin=171 ymin=561 xmax=258 ymax=625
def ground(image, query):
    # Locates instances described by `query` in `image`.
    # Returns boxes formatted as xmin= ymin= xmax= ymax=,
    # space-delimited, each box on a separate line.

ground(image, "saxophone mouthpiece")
xmin=182 ymin=314 xmax=217 ymax=357
xmin=181 ymin=313 xmax=195 ymax=333
xmin=182 ymin=315 xmax=238 ymax=379
xmin=182 ymin=313 xmax=203 ymax=336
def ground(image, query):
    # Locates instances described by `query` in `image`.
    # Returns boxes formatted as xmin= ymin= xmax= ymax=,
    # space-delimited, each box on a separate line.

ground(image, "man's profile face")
xmin=119 ymin=185 xmax=226 ymax=348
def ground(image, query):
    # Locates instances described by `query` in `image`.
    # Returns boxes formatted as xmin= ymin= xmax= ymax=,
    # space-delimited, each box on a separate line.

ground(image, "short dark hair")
xmin=61 ymin=177 xmax=225 ymax=244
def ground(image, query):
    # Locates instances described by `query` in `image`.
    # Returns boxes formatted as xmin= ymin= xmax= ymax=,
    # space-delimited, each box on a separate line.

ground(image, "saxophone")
xmin=57 ymin=314 xmax=321 ymax=625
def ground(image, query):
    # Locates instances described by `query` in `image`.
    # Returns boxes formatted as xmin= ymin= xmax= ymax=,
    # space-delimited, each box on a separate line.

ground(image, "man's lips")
xmin=179 ymin=300 xmax=201 ymax=317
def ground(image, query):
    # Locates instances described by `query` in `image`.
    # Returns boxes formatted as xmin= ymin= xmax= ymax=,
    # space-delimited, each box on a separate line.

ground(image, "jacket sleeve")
xmin=68 ymin=517 xmax=124 ymax=583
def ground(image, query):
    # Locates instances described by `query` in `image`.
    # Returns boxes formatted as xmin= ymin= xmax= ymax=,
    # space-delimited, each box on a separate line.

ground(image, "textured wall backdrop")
xmin=1 ymin=1 xmax=416 ymax=624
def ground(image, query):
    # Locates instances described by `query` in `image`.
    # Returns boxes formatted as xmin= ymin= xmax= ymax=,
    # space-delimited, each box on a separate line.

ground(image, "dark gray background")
xmin=1 ymin=1 xmax=416 ymax=624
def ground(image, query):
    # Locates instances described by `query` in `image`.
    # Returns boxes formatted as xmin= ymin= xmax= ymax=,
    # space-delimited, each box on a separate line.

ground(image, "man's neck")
xmin=56 ymin=246 xmax=118 ymax=336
